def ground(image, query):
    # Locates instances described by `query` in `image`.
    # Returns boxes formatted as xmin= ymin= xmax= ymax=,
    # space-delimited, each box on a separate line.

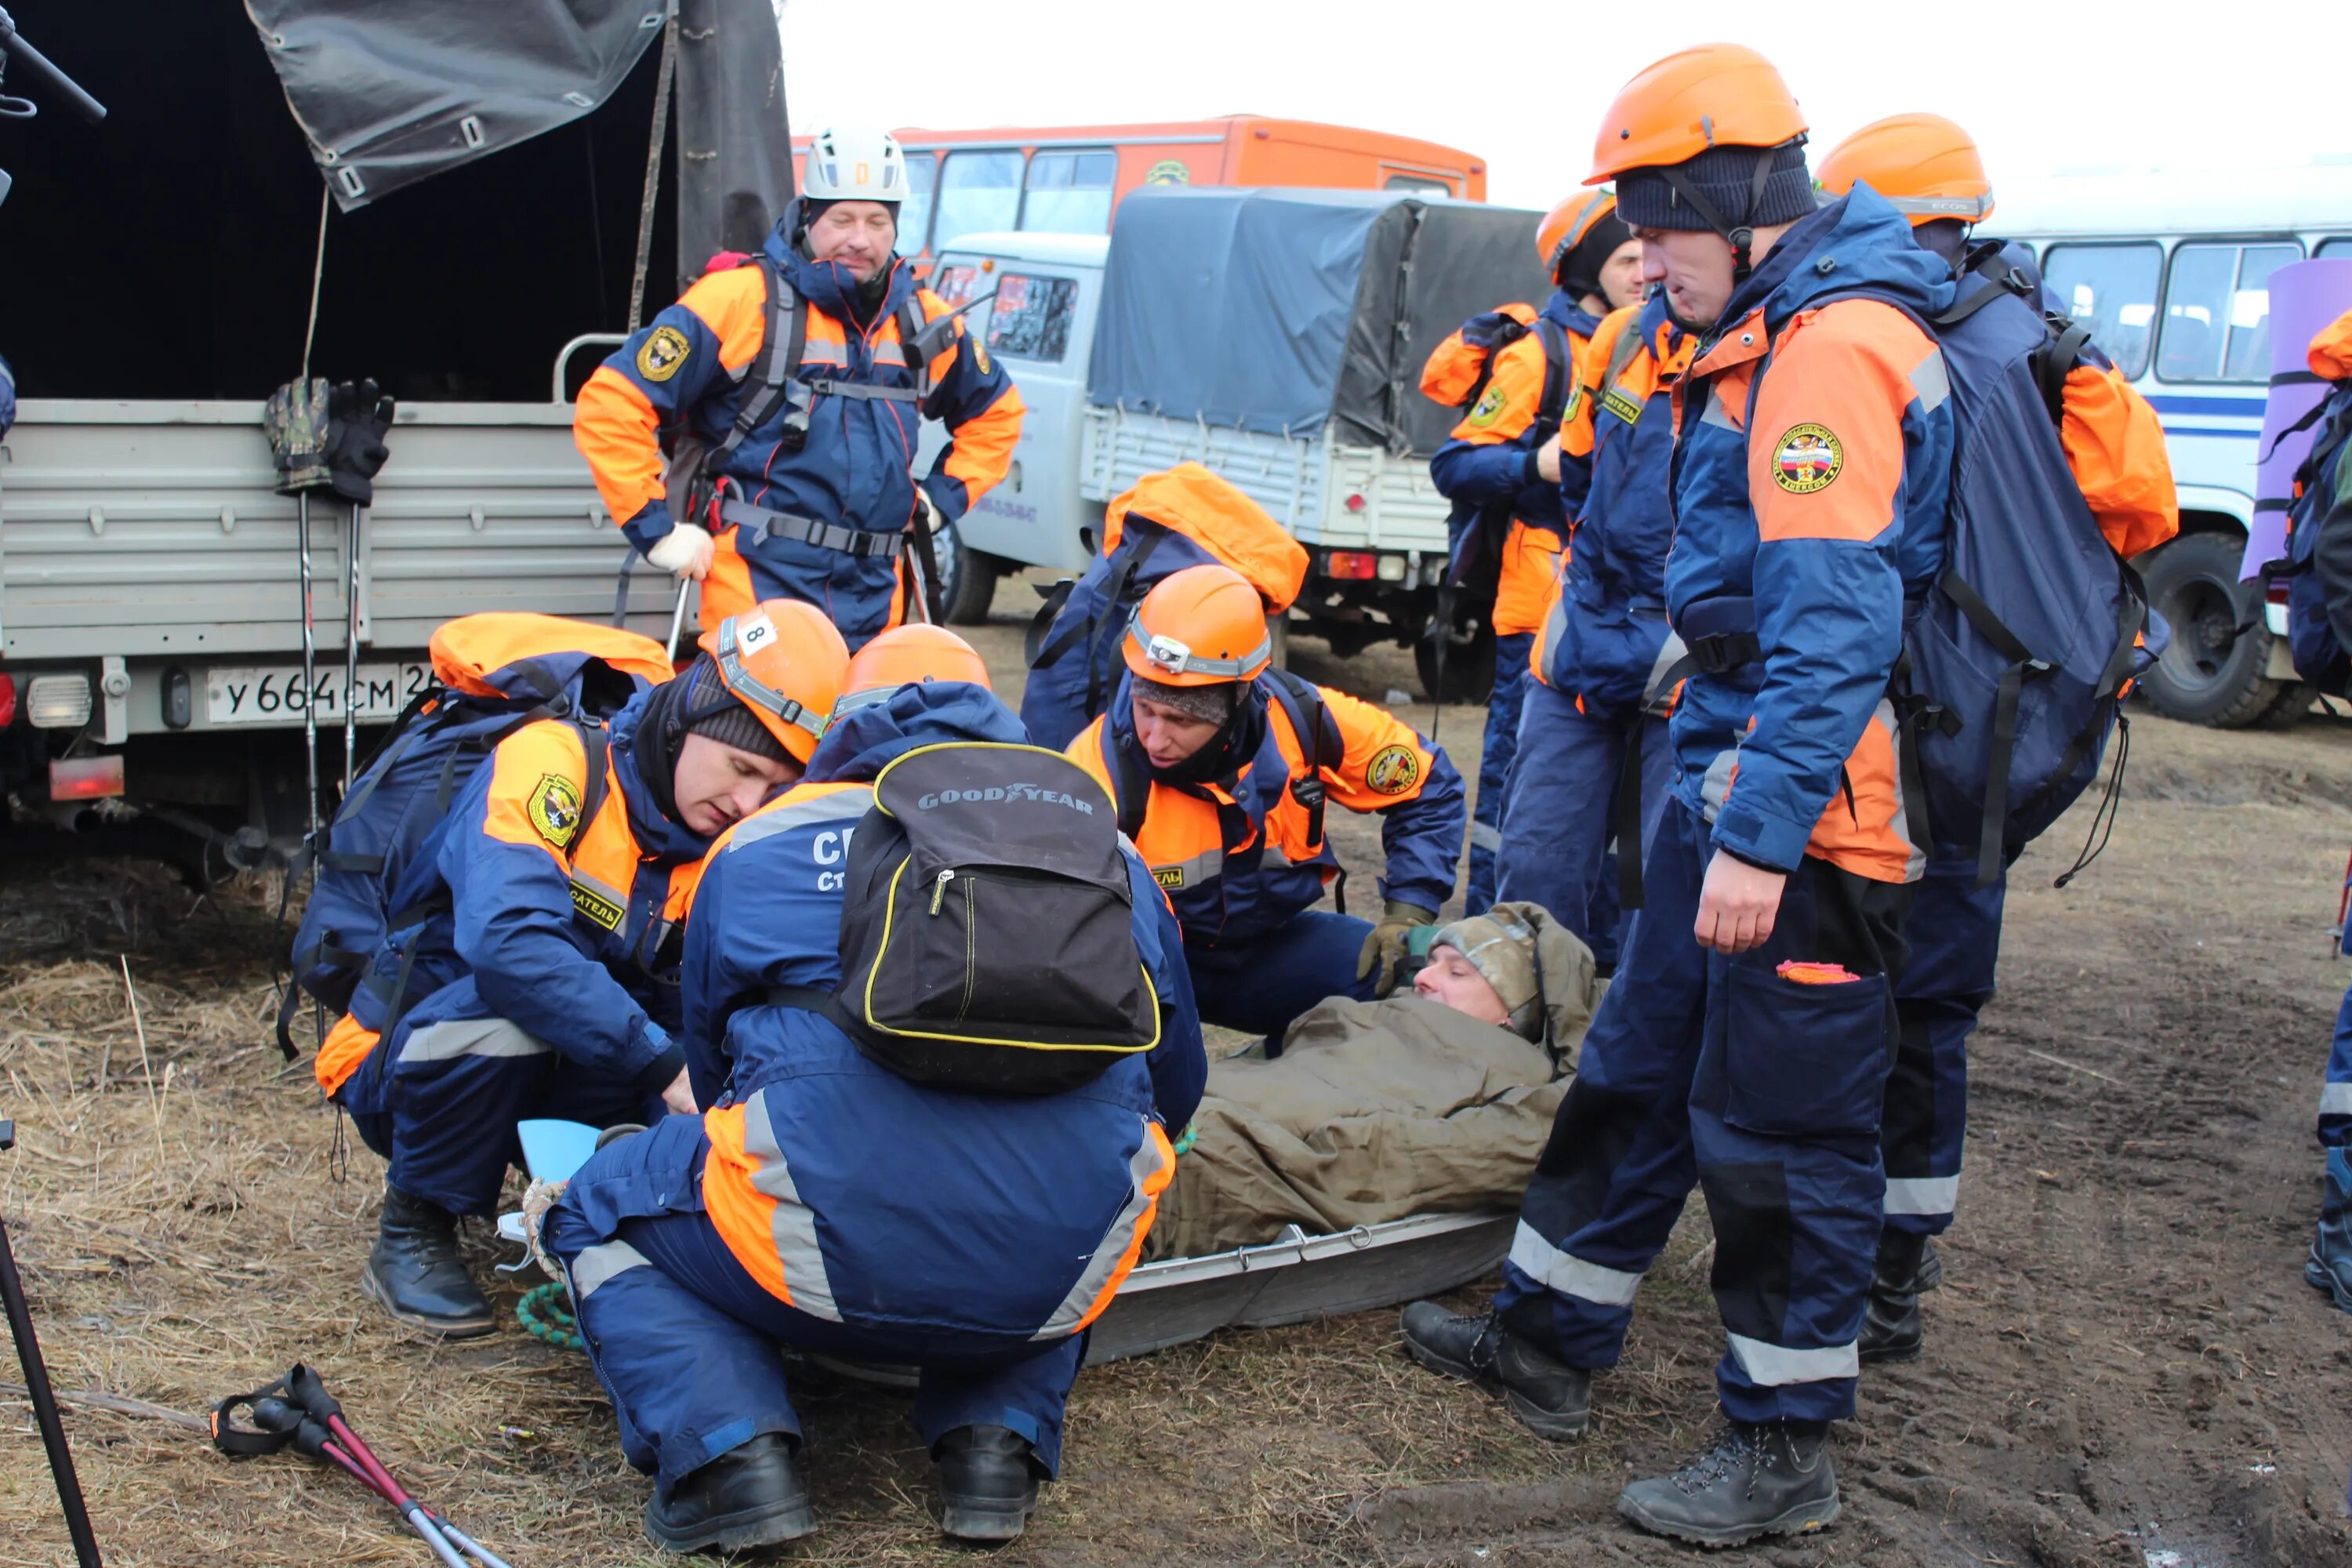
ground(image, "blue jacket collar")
xmin=760 ymin=224 xmax=917 ymax=328
xmin=1713 ymin=188 xmax=1958 ymax=343
xmin=607 ymin=691 xmax=711 ymax=862
xmin=1542 ymin=289 xmax=1603 ymax=339
xmin=808 ymin=682 xmax=1029 ymax=783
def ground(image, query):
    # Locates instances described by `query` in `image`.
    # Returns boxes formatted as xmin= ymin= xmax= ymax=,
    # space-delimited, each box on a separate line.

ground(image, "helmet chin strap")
xmin=1657 ymin=145 xmax=1790 ymax=286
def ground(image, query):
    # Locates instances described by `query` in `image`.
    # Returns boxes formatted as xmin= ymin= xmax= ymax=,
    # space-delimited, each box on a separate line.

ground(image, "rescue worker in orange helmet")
xmin=1404 ymin=46 xmax=1969 ymax=1545
xmin=1814 ymin=113 xmax=2176 ymax=1363
xmin=574 ymin=125 xmax=1025 ymax=648
xmin=1424 ymin=191 xmax=1643 ymax=913
xmin=1066 ymin=564 xmax=1467 ymax=1044
xmin=546 ymin=627 xmax=1203 ymax=1552
xmin=321 ymin=602 xmax=848 ymax=1338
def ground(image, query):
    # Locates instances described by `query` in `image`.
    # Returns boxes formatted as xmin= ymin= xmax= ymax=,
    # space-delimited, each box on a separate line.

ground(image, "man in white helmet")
xmin=577 ymin=126 xmax=1026 ymax=648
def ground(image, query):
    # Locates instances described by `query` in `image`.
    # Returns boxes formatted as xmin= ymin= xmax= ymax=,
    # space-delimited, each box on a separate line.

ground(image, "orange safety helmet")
xmin=698 ymin=599 xmax=851 ymax=764
xmin=828 ymin=623 xmax=993 ymax=721
xmin=1123 ymin=564 xmax=1273 ymax=688
xmin=1814 ymin=113 xmax=1993 ymax=226
xmin=1537 ymin=190 xmax=1619 ymax=279
xmin=1588 ymin=44 xmax=1808 ymax=184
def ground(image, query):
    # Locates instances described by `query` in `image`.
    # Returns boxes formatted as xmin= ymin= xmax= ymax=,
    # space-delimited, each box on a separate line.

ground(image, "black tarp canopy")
xmin=1087 ymin=187 xmax=1552 ymax=457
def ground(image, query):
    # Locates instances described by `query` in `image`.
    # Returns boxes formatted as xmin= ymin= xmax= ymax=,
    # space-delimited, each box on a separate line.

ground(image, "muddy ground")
xmin=3 ymin=568 xmax=2350 ymax=1566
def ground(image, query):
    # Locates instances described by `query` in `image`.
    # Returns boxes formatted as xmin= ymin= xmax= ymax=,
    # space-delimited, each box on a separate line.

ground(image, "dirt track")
xmin=3 ymin=571 xmax=2351 ymax=1566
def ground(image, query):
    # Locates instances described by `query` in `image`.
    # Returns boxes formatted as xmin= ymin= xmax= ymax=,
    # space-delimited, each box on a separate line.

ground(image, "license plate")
xmin=206 ymin=662 xmax=434 ymax=727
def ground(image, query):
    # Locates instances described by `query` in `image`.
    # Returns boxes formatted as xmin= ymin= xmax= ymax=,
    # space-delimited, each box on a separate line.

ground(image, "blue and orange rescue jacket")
xmin=655 ymin=683 xmax=1204 ymax=1341
xmin=575 ymin=227 xmax=1025 ymax=644
xmin=1426 ymin=292 xmax=1603 ymax=637
xmin=1666 ymin=190 xmax=1959 ymax=884
xmin=1530 ymin=294 xmax=1694 ymax=718
xmin=1067 ymin=673 xmax=1465 ymax=942
xmin=318 ymin=690 xmax=709 ymax=1106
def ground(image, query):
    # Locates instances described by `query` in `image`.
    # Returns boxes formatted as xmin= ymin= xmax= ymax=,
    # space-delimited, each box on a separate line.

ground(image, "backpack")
xmin=279 ymin=614 xmax=671 ymax=1056
xmin=1427 ymin=307 xmax=1577 ymax=647
xmin=2281 ymin=382 xmax=2352 ymax=695
xmin=786 ymin=742 xmax=1160 ymax=1095
xmin=1105 ymin=671 xmax=1348 ymax=910
xmin=1886 ymin=243 xmax=2152 ymax=887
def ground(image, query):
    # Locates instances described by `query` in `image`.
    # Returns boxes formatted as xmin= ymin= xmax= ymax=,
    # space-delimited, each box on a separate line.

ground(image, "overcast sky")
xmin=779 ymin=0 xmax=2352 ymax=212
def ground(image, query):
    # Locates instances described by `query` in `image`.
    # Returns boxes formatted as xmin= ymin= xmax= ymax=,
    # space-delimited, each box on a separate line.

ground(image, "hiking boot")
xmin=2306 ymin=1148 xmax=2352 ymax=1313
xmin=1859 ymin=1229 xmax=1927 ymax=1365
xmin=1616 ymin=1420 xmax=1840 ymax=1548
xmin=1399 ymin=1301 xmax=1592 ymax=1440
xmin=1915 ymin=1235 xmax=1944 ymax=1292
xmin=933 ymin=1425 xmax=1042 ymax=1542
xmin=362 ymin=1185 xmax=494 ymax=1338
xmin=644 ymin=1432 xmax=816 ymax=1553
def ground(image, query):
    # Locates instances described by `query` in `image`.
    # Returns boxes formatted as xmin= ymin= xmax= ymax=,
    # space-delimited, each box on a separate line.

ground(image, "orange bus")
xmin=794 ymin=118 xmax=1488 ymax=258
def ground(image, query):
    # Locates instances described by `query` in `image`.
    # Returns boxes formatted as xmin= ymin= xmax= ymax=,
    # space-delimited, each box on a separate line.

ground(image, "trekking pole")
xmin=0 ymin=1120 xmax=105 ymax=1568
xmin=342 ymin=499 xmax=363 ymax=792
xmin=284 ymin=1366 xmax=492 ymax=1568
xmin=297 ymin=490 xmax=321 ymax=844
xmin=666 ymin=577 xmax=693 ymax=663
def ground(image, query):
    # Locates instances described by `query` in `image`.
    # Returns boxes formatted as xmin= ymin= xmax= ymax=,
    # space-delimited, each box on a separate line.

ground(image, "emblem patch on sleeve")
xmin=1365 ymin=744 xmax=1421 ymax=797
xmin=636 ymin=325 xmax=691 ymax=383
xmin=528 ymin=774 xmax=585 ymax=848
xmin=970 ymin=331 xmax=992 ymax=376
xmin=1772 ymin=423 xmax=1843 ymax=494
xmin=1465 ymin=383 xmax=1508 ymax=429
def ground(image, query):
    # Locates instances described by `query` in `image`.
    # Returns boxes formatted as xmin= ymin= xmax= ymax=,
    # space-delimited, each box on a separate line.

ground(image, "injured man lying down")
xmin=1147 ymin=901 xmax=1596 ymax=1261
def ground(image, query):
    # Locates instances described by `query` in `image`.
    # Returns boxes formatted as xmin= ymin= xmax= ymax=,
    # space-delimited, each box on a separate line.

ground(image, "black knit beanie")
xmin=663 ymin=653 xmax=793 ymax=765
xmin=1559 ymin=208 xmax=1635 ymax=302
xmin=1613 ymin=142 xmax=1814 ymax=235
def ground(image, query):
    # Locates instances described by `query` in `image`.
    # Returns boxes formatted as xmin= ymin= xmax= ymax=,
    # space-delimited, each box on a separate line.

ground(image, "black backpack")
xmin=786 ymin=742 xmax=1162 ymax=1095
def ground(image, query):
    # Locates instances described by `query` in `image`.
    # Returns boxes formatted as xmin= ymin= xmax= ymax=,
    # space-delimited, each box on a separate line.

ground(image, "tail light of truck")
xmin=1342 ymin=492 xmax=1367 ymax=514
xmin=0 ymin=674 xmax=14 ymax=730
xmin=1325 ymin=550 xmax=1378 ymax=580
xmin=26 ymin=673 xmax=93 ymax=729
xmin=49 ymin=755 xmax=125 ymax=801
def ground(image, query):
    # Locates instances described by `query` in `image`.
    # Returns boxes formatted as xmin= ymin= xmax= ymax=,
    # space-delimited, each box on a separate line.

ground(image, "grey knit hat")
xmin=1614 ymin=142 xmax=1814 ymax=234
xmin=1131 ymin=675 xmax=1237 ymax=727
xmin=677 ymin=653 xmax=791 ymax=764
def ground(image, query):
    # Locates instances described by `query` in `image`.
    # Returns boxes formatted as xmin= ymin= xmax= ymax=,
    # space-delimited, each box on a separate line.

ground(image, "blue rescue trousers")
xmin=546 ymin=1118 xmax=1086 ymax=1497
xmin=1185 ymin=909 xmax=1377 ymax=1047
xmin=1494 ymin=800 xmax=1908 ymax=1425
xmin=1883 ymin=854 xmax=2006 ymax=1237
xmin=1494 ymin=678 xmax=1674 ymax=969
xmin=1466 ymin=633 xmax=1534 ymax=911
xmin=2323 ymin=919 xmax=2352 ymax=1149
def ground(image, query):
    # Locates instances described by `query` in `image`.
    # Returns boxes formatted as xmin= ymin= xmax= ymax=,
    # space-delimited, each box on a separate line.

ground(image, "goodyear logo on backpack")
xmin=528 ymin=774 xmax=585 ymax=848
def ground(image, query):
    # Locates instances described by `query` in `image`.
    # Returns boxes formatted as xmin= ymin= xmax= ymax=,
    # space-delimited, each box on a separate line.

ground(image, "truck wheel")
xmin=932 ymin=523 xmax=1000 ymax=626
xmin=2251 ymin=680 xmax=2314 ymax=730
xmin=1414 ymin=622 xmax=1496 ymax=706
xmin=2138 ymin=532 xmax=2284 ymax=728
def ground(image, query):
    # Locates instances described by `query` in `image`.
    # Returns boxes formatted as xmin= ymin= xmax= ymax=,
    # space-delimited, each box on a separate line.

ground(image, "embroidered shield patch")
xmin=528 ymin=774 xmax=585 ymax=848
xmin=636 ymin=325 xmax=691 ymax=383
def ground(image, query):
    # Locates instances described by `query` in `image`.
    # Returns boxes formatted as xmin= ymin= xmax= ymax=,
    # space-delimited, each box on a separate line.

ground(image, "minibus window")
xmin=2042 ymin=243 xmax=2161 ymax=380
xmin=2320 ymin=238 xmax=2352 ymax=260
xmin=1022 ymin=151 xmax=1116 ymax=235
xmin=935 ymin=151 xmax=1025 ymax=252
xmin=2160 ymin=241 xmax=2299 ymax=383
xmin=898 ymin=154 xmax=938 ymax=256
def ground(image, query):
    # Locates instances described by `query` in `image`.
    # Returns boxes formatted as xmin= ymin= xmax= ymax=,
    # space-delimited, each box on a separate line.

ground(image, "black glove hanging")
xmin=323 ymin=379 xmax=394 ymax=504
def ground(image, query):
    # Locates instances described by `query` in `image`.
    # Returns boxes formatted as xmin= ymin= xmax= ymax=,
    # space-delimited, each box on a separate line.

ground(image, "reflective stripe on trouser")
xmin=1466 ymin=633 xmax=1534 ymax=911
xmin=1501 ymin=800 xmax=1907 ymax=1425
xmin=1184 ymin=910 xmax=1376 ymax=1047
xmin=1493 ymin=679 xmax=1672 ymax=970
xmin=1882 ymin=854 xmax=2007 ymax=1236
xmin=378 ymin=1012 xmax=663 ymax=1217
xmin=546 ymin=1181 xmax=1087 ymax=1495
xmin=2324 ymin=982 xmax=2352 ymax=1149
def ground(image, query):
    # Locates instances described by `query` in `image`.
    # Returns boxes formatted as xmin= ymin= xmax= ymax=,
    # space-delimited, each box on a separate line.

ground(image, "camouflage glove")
xmin=264 ymin=376 xmax=332 ymax=495
xmin=323 ymin=379 xmax=395 ymax=505
xmin=1356 ymin=898 xmax=1439 ymax=998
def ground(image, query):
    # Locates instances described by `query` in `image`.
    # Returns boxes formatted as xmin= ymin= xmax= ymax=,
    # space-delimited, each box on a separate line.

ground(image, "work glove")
xmin=1356 ymin=898 xmax=1439 ymax=998
xmin=323 ymin=379 xmax=395 ymax=505
xmin=646 ymin=520 xmax=715 ymax=580
xmin=909 ymin=485 xmax=945 ymax=537
xmin=263 ymin=376 xmax=332 ymax=495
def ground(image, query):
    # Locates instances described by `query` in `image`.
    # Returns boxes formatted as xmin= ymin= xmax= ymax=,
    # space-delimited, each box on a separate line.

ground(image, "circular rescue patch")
xmin=1465 ymin=383 xmax=1509 ymax=429
xmin=637 ymin=325 xmax=691 ymax=383
xmin=1143 ymin=159 xmax=1192 ymax=186
xmin=971 ymin=332 xmax=992 ymax=376
xmin=528 ymin=773 xmax=585 ymax=848
xmin=1773 ymin=423 xmax=1843 ymax=494
xmin=1365 ymin=744 xmax=1421 ymax=797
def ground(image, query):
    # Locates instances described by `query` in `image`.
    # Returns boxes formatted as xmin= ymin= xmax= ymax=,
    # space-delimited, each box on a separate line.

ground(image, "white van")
xmin=1992 ymin=162 xmax=2352 ymax=725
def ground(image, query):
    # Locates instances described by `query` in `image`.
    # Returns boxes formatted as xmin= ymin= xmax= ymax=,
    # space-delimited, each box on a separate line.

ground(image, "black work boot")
xmin=1616 ymin=1420 xmax=1839 ymax=1548
xmin=1915 ymin=1235 xmax=1944 ymax=1292
xmin=1859 ymin=1228 xmax=1928 ymax=1364
xmin=644 ymin=1432 xmax=816 ymax=1553
xmin=362 ymin=1185 xmax=495 ymax=1338
xmin=933 ymin=1425 xmax=1042 ymax=1542
xmin=1399 ymin=1302 xmax=1592 ymax=1439
xmin=2307 ymin=1149 xmax=2352 ymax=1312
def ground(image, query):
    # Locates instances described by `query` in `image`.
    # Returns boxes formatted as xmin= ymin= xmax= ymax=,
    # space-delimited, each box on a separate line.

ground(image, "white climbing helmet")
xmin=800 ymin=125 xmax=909 ymax=207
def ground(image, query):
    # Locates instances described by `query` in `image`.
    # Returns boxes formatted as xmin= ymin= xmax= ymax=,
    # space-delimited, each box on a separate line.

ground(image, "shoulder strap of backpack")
xmin=716 ymin=257 xmax=809 ymax=462
xmin=1080 ymin=525 xmax=1169 ymax=716
xmin=1262 ymin=670 xmax=1336 ymax=855
xmin=897 ymin=294 xmax=953 ymax=401
xmin=575 ymin=720 xmax=613 ymax=842
xmin=1604 ymin=314 xmax=1646 ymax=393
xmin=1530 ymin=318 xmax=1571 ymax=426
xmin=1109 ymin=729 xmax=1153 ymax=844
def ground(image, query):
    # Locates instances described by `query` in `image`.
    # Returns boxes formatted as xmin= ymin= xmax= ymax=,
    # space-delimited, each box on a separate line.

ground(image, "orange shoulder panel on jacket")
xmin=2310 ymin=305 xmax=2352 ymax=381
xmin=1446 ymin=333 xmax=1550 ymax=447
xmin=1563 ymin=306 xmax=1635 ymax=459
xmin=481 ymin=720 xmax=592 ymax=862
xmin=2060 ymin=365 xmax=2180 ymax=558
xmin=1420 ymin=303 xmax=1538 ymax=405
xmin=1315 ymin=686 xmax=1438 ymax=812
xmin=1748 ymin=300 xmax=1942 ymax=545
xmin=678 ymin=264 xmax=775 ymax=372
